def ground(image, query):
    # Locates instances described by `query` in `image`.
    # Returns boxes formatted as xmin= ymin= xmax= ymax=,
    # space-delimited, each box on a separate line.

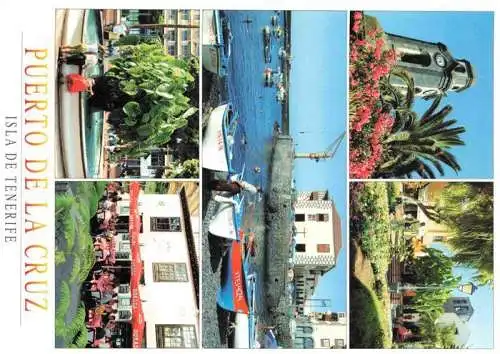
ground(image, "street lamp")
xmin=457 ymin=282 xmax=478 ymax=295
xmin=393 ymin=282 xmax=479 ymax=295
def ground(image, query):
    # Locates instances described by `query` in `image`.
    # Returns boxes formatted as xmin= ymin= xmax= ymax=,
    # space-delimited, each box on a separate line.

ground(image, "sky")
xmin=368 ymin=11 xmax=494 ymax=179
xmin=289 ymin=11 xmax=347 ymax=313
xmin=431 ymin=242 xmax=493 ymax=349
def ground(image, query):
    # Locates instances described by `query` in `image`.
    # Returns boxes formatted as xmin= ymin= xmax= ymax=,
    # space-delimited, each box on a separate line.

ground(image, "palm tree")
xmin=375 ymin=94 xmax=465 ymax=178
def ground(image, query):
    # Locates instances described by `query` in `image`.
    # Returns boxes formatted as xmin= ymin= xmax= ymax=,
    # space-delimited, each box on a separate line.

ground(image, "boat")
xmin=264 ymin=68 xmax=273 ymax=87
xmin=203 ymin=104 xmax=246 ymax=240
xmin=276 ymin=86 xmax=286 ymax=103
xmin=273 ymin=26 xmax=283 ymax=39
xmin=263 ymin=26 xmax=272 ymax=63
xmin=202 ymin=104 xmax=238 ymax=173
xmin=202 ymin=10 xmax=231 ymax=76
xmin=271 ymin=15 xmax=279 ymax=26
xmin=278 ymin=47 xmax=287 ymax=59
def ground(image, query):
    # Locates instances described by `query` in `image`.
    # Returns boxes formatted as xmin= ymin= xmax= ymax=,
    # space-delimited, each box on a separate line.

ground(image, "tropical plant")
xmin=403 ymin=247 xmax=461 ymax=286
xmin=439 ymin=183 xmax=494 ymax=286
xmin=349 ymin=12 xmax=466 ymax=179
xmin=105 ymin=44 xmax=198 ymax=160
xmin=375 ymin=95 xmax=465 ymax=179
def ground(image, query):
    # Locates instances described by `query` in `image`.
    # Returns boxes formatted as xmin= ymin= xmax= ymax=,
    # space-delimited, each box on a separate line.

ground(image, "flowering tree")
xmin=349 ymin=11 xmax=398 ymax=178
xmin=349 ymin=12 xmax=465 ymax=179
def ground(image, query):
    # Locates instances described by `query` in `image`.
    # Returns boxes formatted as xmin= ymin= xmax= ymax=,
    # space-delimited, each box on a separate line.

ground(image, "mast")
xmin=294 ymin=132 xmax=345 ymax=162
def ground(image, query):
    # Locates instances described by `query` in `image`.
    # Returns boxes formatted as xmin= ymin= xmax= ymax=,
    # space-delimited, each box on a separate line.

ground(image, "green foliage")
xmin=350 ymin=276 xmax=391 ymax=348
xmin=439 ymin=183 xmax=494 ymax=286
xmin=419 ymin=315 xmax=457 ymax=348
xmin=69 ymin=254 xmax=81 ymax=283
xmin=115 ymin=34 xmax=162 ymax=46
xmin=376 ymin=94 xmax=465 ymax=178
xmin=165 ymin=159 xmax=200 ymax=178
xmin=386 ymin=182 xmax=402 ymax=212
xmin=55 ymin=281 xmax=71 ymax=331
xmin=351 ymin=182 xmax=392 ymax=278
xmin=55 ymin=250 xmax=66 ymax=266
xmin=405 ymin=247 xmax=461 ymax=286
xmin=56 ymin=194 xmax=77 ymax=251
xmin=106 ymin=44 xmax=197 ymax=160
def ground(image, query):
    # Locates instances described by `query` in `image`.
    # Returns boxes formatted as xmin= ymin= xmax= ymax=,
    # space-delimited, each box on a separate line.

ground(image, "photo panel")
xmin=349 ymin=181 xmax=493 ymax=348
xmin=54 ymin=180 xmax=201 ymax=348
xmin=55 ymin=9 xmax=200 ymax=179
xmin=348 ymin=11 xmax=494 ymax=179
xmin=201 ymin=10 xmax=347 ymax=349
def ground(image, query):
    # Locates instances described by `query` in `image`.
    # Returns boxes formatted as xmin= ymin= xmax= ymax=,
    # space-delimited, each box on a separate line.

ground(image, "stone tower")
xmin=384 ymin=33 xmax=475 ymax=98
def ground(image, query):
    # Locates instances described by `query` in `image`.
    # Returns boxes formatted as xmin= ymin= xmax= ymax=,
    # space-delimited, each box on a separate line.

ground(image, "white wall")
xmin=294 ymin=204 xmax=335 ymax=262
xmin=312 ymin=322 xmax=347 ymax=349
xmin=118 ymin=193 xmax=199 ymax=347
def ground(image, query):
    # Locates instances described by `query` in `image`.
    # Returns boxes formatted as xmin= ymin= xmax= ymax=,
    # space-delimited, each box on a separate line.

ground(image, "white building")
xmin=293 ymin=191 xmax=342 ymax=314
xmin=115 ymin=185 xmax=199 ymax=348
xmin=436 ymin=312 xmax=471 ymax=347
xmin=293 ymin=312 xmax=347 ymax=349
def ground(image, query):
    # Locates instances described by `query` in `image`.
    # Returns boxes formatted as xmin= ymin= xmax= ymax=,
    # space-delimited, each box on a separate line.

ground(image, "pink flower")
xmin=353 ymin=11 xmax=363 ymax=20
xmin=352 ymin=21 xmax=361 ymax=33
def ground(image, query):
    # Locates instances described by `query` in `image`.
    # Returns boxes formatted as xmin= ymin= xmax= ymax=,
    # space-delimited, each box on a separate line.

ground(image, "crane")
xmin=294 ymin=131 xmax=345 ymax=162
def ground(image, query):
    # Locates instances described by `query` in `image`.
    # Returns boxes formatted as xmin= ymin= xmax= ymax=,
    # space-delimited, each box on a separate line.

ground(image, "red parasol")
xmin=129 ymin=182 xmax=145 ymax=348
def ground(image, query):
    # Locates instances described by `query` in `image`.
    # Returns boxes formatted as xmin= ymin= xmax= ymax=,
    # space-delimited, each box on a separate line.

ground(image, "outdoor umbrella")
xmin=129 ymin=182 xmax=145 ymax=348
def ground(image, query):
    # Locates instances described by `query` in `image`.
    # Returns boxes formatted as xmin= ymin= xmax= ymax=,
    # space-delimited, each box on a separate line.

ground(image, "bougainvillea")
xmin=349 ymin=11 xmax=397 ymax=179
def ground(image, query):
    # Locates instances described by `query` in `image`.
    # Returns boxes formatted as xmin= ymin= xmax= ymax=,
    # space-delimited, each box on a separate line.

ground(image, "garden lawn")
xmin=350 ymin=182 xmax=394 ymax=347
xmin=55 ymin=181 xmax=107 ymax=348
xmin=350 ymin=276 xmax=392 ymax=348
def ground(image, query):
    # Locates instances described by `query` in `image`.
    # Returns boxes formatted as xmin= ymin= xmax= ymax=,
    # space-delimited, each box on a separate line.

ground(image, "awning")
xmin=129 ymin=182 xmax=145 ymax=348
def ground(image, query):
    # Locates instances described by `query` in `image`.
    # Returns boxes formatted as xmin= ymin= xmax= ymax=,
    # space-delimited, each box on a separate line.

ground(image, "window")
xmin=119 ymin=233 xmax=130 ymax=241
xmin=296 ymin=326 xmax=313 ymax=335
xmin=295 ymin=244 xmax=306 ymax=252
xmin=118 ymin=310 xmax=132 ymax=320
xmin=120 ymin=205 xmax=130 ymax=215
xmin=167 ymin=29 xmax=176 ymax=41
xmin=454 ymin=65 xmax=466 ymax=73
xmin=120 ymin=242 xmax=131 ymax=252
xmin=401 ymin=52 xmax=431 ymax=67
xmin=334 ymin=339 xmax=345 ymax=348
xmin=169 ymin=10 xmax=177 ymax=21
xmin=153 ymin=263 xmax=188 ymax=282
xmin=151 ymin=217 xmax=181 ymax=232
xmin=181 ymin=30 xmax=190 ymax=42
xmin=156 ymin=325 xmax=197 ymax=348
xmin=320 ymin=339 xmax=330 ymax=347
xmin=118 ymin=284 xmax=130 ymax=294
xmin=151 ymin=151 xmax=165 ymax=167
xmin=317 ymin=244 xmax=330 ymax=253
xmin=168 ymin=45 xmax=176 ymax=56
xmin=307 ymin=214 xmax=315 ymax=221
xmin=182 ymin=45 xmax=190 ymax=57
xmin=318 ymin=213 xmax=329 ymax=222
xmin=181 ymin=10 xmax=190 ymax=20
xmin=116 ymin=251 xmax=130 ymax=260
xmin=295 ymin=214 xmax=305 ymax=222
xmin=304 ymin=338 xmax=314 ymax=349
xmin=119 ymin=297 xmax=131 ymax=306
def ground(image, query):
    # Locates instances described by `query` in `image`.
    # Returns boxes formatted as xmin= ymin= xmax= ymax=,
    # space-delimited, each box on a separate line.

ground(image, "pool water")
xmin=82 ymin=9 xmax=104 ymax=178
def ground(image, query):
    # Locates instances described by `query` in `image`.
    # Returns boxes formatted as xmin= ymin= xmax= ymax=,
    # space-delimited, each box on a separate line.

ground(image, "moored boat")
xmin=202 ymin=10 xmax=231 ymax=76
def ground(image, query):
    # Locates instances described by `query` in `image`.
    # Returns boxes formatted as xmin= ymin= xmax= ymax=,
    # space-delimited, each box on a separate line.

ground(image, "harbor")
xmin=201 ymin=10 xmax=347 ymax=349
